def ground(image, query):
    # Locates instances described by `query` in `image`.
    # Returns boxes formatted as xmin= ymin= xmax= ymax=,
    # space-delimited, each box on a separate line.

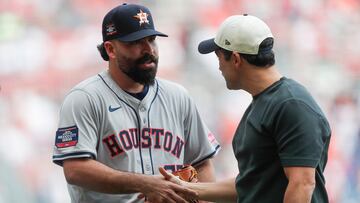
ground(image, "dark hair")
xmin=97 ymin=43 xmax=109 ymax=61
xmin=219 ymin=37 xmax=275 ymax=67
xmin=240 ymin=37 xmax=275 ymax=67
xmin=219 ymin=48 xmax=233 ymax=61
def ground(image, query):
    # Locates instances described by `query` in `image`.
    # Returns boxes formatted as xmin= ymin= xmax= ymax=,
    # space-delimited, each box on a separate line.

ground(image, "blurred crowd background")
xmin=1 ymin=0 xmax=360 ymax=202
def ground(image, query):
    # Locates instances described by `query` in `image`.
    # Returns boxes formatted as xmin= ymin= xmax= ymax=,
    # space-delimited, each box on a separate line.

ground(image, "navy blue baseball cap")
xmin=102 ymin=3 xmax=168 ymax=42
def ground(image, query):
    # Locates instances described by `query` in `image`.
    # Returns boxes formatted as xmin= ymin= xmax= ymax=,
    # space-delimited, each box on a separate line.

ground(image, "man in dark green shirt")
xmin=159 ymin=14 xmax=331 ymax=203
xmin=231 ymin=77 xmax=330 ymax=203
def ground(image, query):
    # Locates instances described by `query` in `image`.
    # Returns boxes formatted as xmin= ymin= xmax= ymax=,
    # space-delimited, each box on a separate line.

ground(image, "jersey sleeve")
xmin=273 ymin=99 xmax=331 ymax=168
xmin=52 ymin=89 xmax=99 ymax=166
xmin=183 ymin=96 xmax=220 ymax=166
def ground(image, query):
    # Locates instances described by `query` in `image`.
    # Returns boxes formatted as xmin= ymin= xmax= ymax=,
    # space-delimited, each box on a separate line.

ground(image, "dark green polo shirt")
xmin=233 ymin=77 xmax=331 ymax=203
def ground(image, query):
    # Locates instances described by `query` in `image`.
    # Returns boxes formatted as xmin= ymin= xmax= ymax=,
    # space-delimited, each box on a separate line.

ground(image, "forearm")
xmin=194 ymin=160 xmax=216 ymax=203
xmin=63 ymin=158 xmax=151 ymax=194
xmin=195 ymin=159 xmax=216 ymax=182
xmin=283 ymin=181 xmax=315 ymax=203
xmin=185 ymin=178 xmax=237 ymax=202
xmin=283 ymin=167 xmax=316 ymax=203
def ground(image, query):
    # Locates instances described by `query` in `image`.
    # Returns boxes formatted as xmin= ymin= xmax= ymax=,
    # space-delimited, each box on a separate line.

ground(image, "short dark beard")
xmin=117 ymin=54 xmax=158 ymax=85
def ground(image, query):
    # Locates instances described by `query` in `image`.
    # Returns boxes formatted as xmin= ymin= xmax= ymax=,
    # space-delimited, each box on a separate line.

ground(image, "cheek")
xmin=127 ymin=48 xmax=142 ymax=58
xmin=218 ymin=56 xmax=228 ymax=68
xmin=218 ymin=60 xmax=223 ymax=70
xmin=116 ymin=53 xmax=135 ymax=68
xmin=219 ymin=60 xmax=227 ymax=71
xmin=118 ymin=45 xmax=141 ymax=58
xmin=152 ymin=44 xmax=159 ymax=56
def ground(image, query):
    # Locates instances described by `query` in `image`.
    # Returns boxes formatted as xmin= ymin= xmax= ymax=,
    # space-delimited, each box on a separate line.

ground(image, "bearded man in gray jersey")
xmin=52 ymin=3 xmax=220 ymax=203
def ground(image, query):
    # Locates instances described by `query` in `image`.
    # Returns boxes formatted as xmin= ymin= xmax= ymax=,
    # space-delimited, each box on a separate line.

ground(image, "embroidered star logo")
xmin=133 ymin=9 xmax=150 ymax=26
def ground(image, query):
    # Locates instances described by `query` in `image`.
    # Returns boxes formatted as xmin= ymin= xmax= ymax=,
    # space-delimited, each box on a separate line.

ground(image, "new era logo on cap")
xmin=101 ymin=3 xmax=167 ymax=42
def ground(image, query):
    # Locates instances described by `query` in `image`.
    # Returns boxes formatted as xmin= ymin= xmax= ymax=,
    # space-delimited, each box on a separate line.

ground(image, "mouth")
xmin=139 ymin=60 xmax=156 ymax=69
xmin=137 ymin=55 xmax=157 ymax=69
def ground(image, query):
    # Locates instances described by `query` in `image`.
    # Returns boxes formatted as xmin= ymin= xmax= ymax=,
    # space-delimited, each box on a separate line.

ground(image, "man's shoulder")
xmin=281 ymin=78 xmax=317 ymax=103
xmin=258 ymin=78 xmax=317 ymax=111
xmin=72 ymin=74 xmax=103 ymax=91
xmin=63 ymin=73 xmax=106 ymax=101
xmin=272 ymin=78 xmax=327 ymax=117
xmin=270 ymin=78 xmax=312 ymax=102
xmin=154 ymin=78 xmax=193 ymax=106
xmin=156 ymin=78 xmax=189 ymax=95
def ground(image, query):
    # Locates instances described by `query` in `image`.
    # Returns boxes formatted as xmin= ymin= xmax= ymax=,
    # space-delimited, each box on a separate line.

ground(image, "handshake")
xmin=138 ymin=165 xmax=200 ymax=203
xmin=137 ymin=164 xmax=236 ymax=203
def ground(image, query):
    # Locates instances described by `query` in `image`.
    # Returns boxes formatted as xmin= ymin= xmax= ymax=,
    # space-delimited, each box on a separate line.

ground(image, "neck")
xmin=241 ymin=65 xmax=282 ymax=96
xmin=108 ymin=63 xmax=144 ymax=93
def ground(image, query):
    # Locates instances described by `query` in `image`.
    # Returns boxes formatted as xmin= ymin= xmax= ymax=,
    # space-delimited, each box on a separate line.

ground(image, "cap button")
xmin=122 ymin=3 xmax=127 ymax=5
xmin=243 ymin=14 xmax=248 ymax=16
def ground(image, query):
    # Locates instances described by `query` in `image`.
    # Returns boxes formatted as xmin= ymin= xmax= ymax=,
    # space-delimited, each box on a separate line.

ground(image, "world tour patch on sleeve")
xmin=55 ymin=126 xmax=79 ymax=148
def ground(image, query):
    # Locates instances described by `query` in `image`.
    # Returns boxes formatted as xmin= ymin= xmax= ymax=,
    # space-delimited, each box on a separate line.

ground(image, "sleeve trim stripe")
xmin=192 ymin=144 xmax=221 ymax=166
xmin=52 ymin=151 xmax=96 ymax=166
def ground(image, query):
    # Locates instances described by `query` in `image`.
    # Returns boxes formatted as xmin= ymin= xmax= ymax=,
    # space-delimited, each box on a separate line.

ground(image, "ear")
xmin=232 ymin=52 xmax=242 ymax=69
xmin=103 ymin=41 xmax=117 ymax=60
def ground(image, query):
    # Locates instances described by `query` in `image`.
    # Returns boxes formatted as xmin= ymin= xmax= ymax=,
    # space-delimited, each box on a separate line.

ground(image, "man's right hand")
xmin=139 ymin=173 xmax=198 ymax=203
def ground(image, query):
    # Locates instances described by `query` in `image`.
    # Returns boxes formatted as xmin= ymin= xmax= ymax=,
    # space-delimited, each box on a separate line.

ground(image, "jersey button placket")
xmin=140 ymin=106 xmax=147 ymax=124
xmin=140 ymin=106 xmax=146 ymax=112
xmin=138 ymin=105 xmax=152 ymax=174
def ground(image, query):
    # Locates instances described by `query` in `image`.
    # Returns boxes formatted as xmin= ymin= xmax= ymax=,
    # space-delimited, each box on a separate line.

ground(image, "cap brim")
xmin=117 ymin=29 xmax=168 ymax=42
xmin=198 ymin=38 xmax=218 ymax=54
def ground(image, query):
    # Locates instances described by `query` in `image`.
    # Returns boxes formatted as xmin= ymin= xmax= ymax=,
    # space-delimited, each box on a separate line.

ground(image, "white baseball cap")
xmin=198 ymin=14 xmax=273 ymax=55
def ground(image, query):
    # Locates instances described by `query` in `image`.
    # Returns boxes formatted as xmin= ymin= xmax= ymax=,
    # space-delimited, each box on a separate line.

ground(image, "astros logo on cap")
xmin=133 ymin=9 xmax=150 ymax=26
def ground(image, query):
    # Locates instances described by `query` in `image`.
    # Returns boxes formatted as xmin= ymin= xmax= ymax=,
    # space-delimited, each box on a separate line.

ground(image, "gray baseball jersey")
xmin=52 ymin=70 xmax=220 ymax=203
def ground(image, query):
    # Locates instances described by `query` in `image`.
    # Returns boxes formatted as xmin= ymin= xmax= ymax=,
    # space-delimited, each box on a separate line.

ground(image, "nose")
xmin=142 ymin=39 xmax=155 ymax=55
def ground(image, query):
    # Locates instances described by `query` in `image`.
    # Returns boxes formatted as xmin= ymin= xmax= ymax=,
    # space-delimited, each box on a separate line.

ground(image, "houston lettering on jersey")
xmin=102 ymin=128 xmax=185 ymax=158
